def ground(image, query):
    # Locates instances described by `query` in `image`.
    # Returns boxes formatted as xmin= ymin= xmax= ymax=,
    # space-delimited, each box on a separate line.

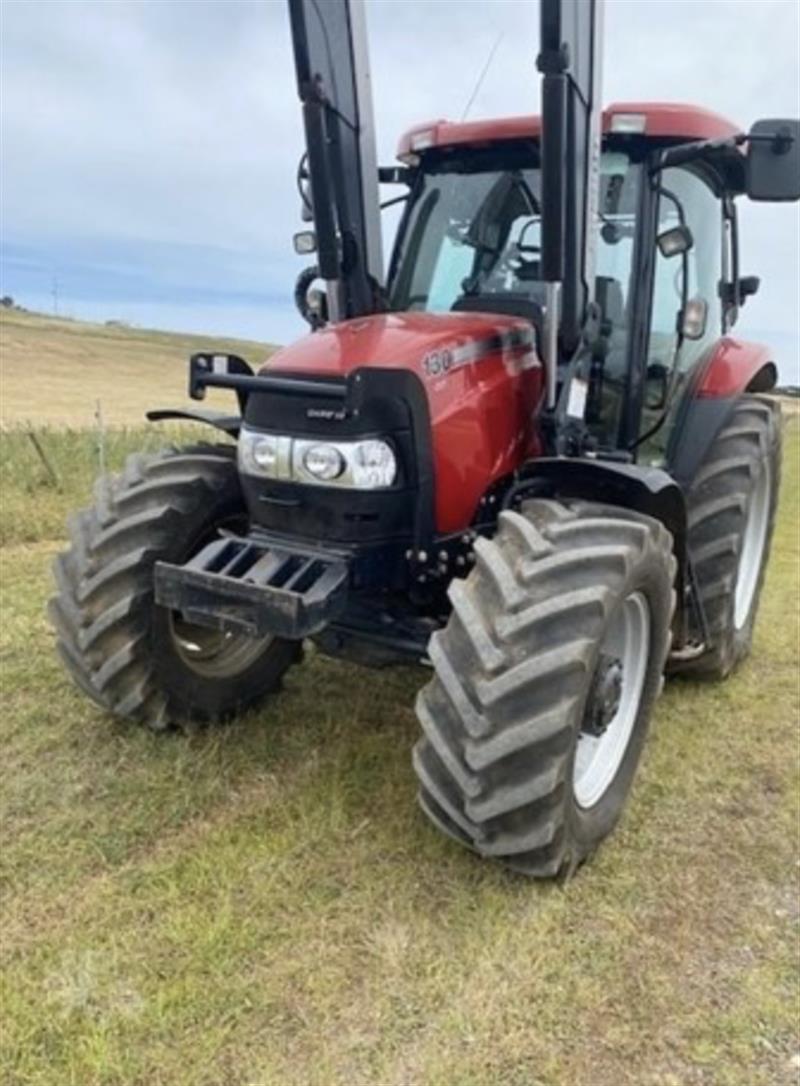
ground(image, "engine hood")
xmin=253 ymin=310 xmax=543 ymax=535
xmin=260 ymin=310 xmax=539 ymax=381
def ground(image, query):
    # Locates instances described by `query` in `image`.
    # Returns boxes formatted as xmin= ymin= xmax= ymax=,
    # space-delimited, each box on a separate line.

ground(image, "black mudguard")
xmin=524 ymin=456 xmax=689 ymax=641
xmin=146 ymin=407 xmax=241 ymax=438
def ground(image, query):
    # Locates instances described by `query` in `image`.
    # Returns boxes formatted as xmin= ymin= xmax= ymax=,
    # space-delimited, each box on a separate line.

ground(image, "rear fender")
xmin=695 ymin=338 xmax=776 ymax=398
xmin=667 ymin=339 xmax=776 ymax=488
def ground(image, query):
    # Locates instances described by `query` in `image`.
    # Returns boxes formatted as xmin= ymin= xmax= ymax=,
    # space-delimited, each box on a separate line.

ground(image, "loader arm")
xmin=538 ymin=0 xmax=604 ymax=414
xmin=288 ymin=0 xmax=383 ymax=321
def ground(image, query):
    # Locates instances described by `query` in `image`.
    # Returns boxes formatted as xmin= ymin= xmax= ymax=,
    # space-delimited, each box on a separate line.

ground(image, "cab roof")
xmin=397 ymin=102 xmax=741 ymax=160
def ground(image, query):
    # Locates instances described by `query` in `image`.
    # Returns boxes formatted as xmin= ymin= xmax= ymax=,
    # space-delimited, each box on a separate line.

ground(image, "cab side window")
xmin=639 ymin=167 xmax=722 ymax=464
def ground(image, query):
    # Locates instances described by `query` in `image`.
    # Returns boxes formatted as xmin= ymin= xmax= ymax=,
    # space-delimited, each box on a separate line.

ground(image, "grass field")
xmin=1 ymin=312 xmax=799 ymax=1085
xmin=0 ymin=308 xmax=275 ymax=427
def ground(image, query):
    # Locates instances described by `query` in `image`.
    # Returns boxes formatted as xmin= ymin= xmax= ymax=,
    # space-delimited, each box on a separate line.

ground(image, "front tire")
xmin=49 ymin=444 xmax=301 ymax=730
xmin=413 ymin=500 xmax=675 ymax=878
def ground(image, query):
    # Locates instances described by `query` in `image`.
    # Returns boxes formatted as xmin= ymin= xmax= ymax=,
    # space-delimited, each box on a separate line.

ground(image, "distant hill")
xmin=0 ymin=308 xmax=277 ymax=427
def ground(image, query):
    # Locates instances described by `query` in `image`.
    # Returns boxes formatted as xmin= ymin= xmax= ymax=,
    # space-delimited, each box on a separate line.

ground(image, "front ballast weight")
xmin=155 ymin=536 xmax=349 ymax=640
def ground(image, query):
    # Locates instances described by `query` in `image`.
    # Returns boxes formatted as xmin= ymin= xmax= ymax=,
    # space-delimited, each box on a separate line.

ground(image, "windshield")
xmin=391 ymin=166 xmax=543 ymax=312
xmin=390 ymin=151 xmax=640 ymax=320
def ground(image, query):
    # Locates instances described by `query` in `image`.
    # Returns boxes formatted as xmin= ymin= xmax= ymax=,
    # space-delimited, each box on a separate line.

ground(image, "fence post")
xmin=95 ymin=399 xmax=106 ymax=476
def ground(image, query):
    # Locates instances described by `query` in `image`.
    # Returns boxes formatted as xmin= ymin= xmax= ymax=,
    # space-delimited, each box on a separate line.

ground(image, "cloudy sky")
xmin=1 ymin=0 xmax=798 ymax=379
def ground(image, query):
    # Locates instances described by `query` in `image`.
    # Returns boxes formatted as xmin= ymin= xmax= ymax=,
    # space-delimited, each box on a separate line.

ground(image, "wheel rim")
xmin=734 ymin=457 xmax=771 ymax=630
xmin=573 ymin=591 xmax=651 ymax=809
xmin=165 ymin=514 xmax=274 ymax=680
xmin=167 ymin=614 xmax=274 ymax=679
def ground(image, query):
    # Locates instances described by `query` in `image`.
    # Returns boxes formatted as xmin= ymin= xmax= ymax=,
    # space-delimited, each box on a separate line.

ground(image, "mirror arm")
xmin=650 ymin=133 xmax=747 ymax=174
xmin=651 ymin=129 xmax=794 ymax=178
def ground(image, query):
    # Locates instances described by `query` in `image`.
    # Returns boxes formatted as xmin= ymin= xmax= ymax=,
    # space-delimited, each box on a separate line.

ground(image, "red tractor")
xmin=50 ymin=0 xmax=800 ymax=877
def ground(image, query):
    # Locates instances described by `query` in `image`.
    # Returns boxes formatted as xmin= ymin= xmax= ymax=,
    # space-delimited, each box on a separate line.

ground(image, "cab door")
xmin=637 ymin=167 xmax=724 ymax=466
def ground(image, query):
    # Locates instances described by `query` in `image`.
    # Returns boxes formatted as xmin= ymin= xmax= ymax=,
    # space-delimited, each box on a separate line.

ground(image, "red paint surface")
xmin=696 ymin=338 xmax=774 ymax=397
xmin=398 ymin=102 xmax=740 ymax=158
xmin=260 ymin=312 xmax=544 ymax=533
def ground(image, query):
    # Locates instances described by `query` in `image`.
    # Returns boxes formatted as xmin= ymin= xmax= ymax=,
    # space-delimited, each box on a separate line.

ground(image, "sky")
xmin=1 ymin=0 xmax=799 ymax=381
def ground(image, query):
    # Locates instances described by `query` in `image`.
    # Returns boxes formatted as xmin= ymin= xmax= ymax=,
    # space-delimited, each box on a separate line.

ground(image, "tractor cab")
xmin=373 ymin=103 xmax=780 ymax=466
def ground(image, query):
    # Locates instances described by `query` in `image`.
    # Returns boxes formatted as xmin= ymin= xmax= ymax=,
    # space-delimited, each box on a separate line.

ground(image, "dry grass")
xmin=0 ymin=313 xmax=798 ymax=1085
xmin=0 ymin=308 xmax=275 ymax=427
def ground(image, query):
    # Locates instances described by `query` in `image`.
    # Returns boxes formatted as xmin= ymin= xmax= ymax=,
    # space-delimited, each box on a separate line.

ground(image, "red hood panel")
xmin=260 ymin=311 xmax=536 ymax=378
xmin=259 ymin=311 xmax=544 ymax=534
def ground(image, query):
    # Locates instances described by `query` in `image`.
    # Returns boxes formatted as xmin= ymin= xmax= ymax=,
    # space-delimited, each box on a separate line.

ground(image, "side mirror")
xmin=738 ymin=275 xmax=760 ymax=303
xmin=657 ymin=224 xmax=694 ymax=258
xmin=747 ymin=119 xmax=800 ymax=201
xmin=293 ymin=230 xmax=317 ymax=256
xmin=645 ymin=362 xmax=669 ymax=410
xmin=680 ymin=297 xmax=708 ymax=341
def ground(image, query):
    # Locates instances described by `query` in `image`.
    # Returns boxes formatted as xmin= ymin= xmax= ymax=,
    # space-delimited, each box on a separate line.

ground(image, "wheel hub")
xmin=583 ymin=654 xmax=624 ymax=737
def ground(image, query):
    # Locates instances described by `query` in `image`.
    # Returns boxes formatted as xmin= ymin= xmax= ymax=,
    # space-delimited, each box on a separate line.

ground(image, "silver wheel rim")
xmin=734 ymin=457 xmax=771 ymax=630
xmin=168 ymin=614 xmax=274 ymax=679
xmin=573 ymin=591 xmax=651 ymax=809
xmin=165 ymin=515 xmax=274 ymax=680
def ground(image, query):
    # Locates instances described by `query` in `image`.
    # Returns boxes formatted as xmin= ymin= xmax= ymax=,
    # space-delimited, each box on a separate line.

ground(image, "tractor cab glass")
xmin=639 ymin=166 xmax=723 ymax=465
xmin=390 ymin=164 xmax=544 ymax=316
xmin=390 ymin=147 xmax=642 ymax=448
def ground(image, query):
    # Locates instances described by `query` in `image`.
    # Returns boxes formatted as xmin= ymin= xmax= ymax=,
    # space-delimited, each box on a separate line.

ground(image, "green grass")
xmin=0 ymin=422 xmax=798 ymax=1085
xmin=0 ymin=424 xmax=225 ymax=545
xmin=1 ymin=313 xmax=798 ymax=1084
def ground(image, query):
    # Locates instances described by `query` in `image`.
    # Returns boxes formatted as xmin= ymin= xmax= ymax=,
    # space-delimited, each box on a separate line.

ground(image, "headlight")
xmin=238 ymin=431 xmax=292 ymax=480
xmin=302 ymin=444 xmax=345 ymax=481
xmin=238 ymin=427 xmax=398 ymax=490
xmin=350 ymin=439 xmax=397 ymax=488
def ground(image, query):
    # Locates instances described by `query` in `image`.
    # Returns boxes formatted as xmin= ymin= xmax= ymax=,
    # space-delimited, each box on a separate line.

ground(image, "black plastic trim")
xmin=146 ymin=408 xmax=241 ymax=437
xmin=521 ymin=455 xmax=688 ymax=636
xmin=241 ymin=365 xmax=435 ymax=551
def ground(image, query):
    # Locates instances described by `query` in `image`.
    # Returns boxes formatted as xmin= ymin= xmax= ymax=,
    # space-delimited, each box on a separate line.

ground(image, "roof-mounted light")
xmin=397 ymin=128 xmax=436 ymax=164
xmin=410 ymin=128 xmax=436 ymax=152
xmin=610 ymin=112 xmax=647 ymax=134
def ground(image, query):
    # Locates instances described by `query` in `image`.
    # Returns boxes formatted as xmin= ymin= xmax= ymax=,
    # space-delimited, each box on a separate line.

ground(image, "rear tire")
xmin=671 ymin=395 xmax=780 ymax=679
xmin=413 ymin=500 xmax=675 ymax=878
xmin=49 ymin=444 xmax=301 ymax=730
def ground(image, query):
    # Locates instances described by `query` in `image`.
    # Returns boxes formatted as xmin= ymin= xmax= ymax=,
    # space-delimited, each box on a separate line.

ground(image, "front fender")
xmin=146 ymin=407 xmax=241 ymax=438
xmin=522 ymin=456 xmax=689 ymax=643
